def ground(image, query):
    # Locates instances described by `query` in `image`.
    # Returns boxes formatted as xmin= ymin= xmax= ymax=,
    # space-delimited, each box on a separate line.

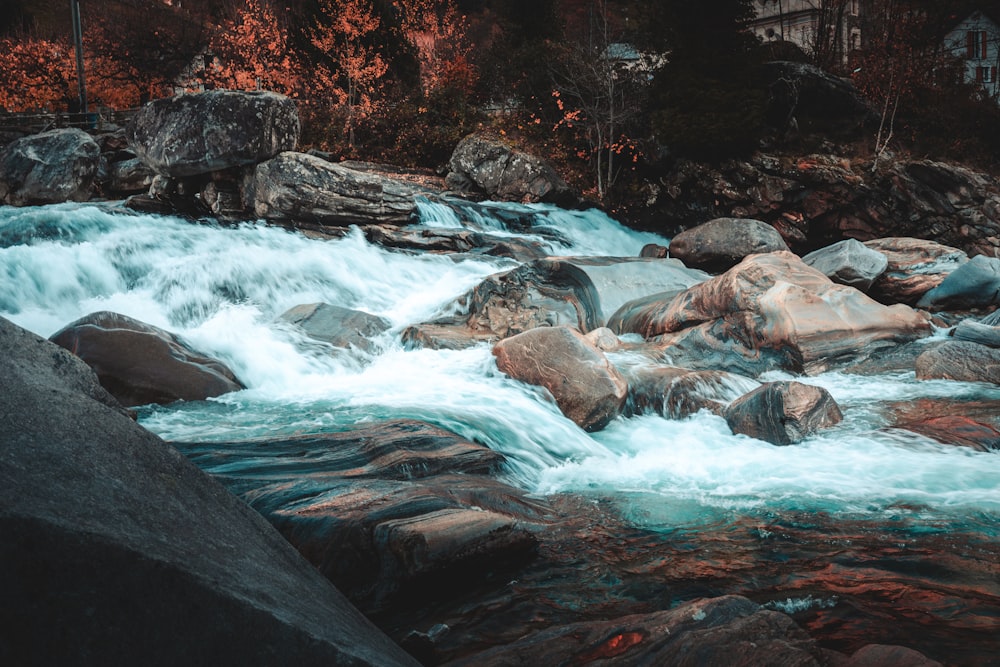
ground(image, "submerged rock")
xmin=127 ymin=89 xmax=299 ymax=177
xmin=493 ymin=326 xmax=628 ymax=431
xmin=49 ymin=311 xmax=244 ymax=407
xmin=0 ymin=316 xmax=419 ymax=667
xmin=668 ymin=217 xmax=789 ymax=273
xmin=724 ymin=380 xmax=843 ymax=445
xmin=0 ymin=128 xmax=100 ymax=205
xmin=279 ymin=302 xmax=391 ymax=353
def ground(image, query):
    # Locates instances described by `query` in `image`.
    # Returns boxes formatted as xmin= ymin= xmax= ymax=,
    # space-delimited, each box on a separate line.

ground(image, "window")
xmin=967 ymin=30 xmax=988 ymax=59
xmin=977 ymin=66 xmax=997 ymax=83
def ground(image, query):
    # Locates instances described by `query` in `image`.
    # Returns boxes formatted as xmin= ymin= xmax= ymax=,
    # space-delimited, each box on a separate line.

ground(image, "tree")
xmin=0 ymin=35 xmax=74 ymax=111
xmin=311 ymin=0 xmax=389 ymax=148
xmin=395 ymin=0 xmax=474 ymax=97
xmin=207 ymin=0 xmax=301 ymax=97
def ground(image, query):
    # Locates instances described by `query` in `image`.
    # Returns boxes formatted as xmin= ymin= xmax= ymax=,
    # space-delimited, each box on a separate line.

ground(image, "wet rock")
xmin=103 ymin=155 xmax=155 ymax=194
xmin=493 ymin=326 xmax=628 ymax=431
xmin=624 ymin=366 xmax=760 ymax=419
xmin=640 ymin=243 xmax=669 ymax=258
xmin=951 ymin=319 xmax=1000 ymax=348
xmin=0 ymin=316 xmax=419 ymax=667
xmin=915 ymin=340 xmax=1000 ymax=384
xmin=917 ymin=255 xmax=1000 ymax=311
xmin=126 ymin=90 xmax=299 ymax=178
xmin=724 ymin=380 xmax=843 ymax=445
xmin=642 ymin=252 xmax=931 ymax=374
xmin=444 ymin=595 xmax=827 ymax=666
xmin=363 ymin=224 xmax=548 ymax=260
xmin=0 ymin=128 xmax=100 ymax=205
xmin=668 ymin=217 xmax=789 ymax=273
xmin=247 ymin=151 xmax=427 ymax=226
xmin=608 ymin=290 xmax=687 ymax=336
xmin=49 ymin=311 xmax=244 ymax=407
xmin=864 ymin=238 xmax=968 ymax=305
xmin=279 ymin=302 xmax=391 ymax=353
xmin=802 ymin=238 xmax=888 ymax=292
xmin=400 ymin=320 xmax=498 ymax=350
xmin=585 ymin=326 xmax=622 ymax=352
xmin=446 ymin=134 xmax=577 ymax=206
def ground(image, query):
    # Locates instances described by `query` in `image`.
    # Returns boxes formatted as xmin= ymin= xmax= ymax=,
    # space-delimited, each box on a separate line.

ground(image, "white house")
xmin=751 ymin=0 xmax=863 ymax=65
xmin=944 ymin=10 xmax=1000 ymax=101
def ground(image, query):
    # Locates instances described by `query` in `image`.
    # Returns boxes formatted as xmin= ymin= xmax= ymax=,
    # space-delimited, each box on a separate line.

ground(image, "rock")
xmin=915 ymin=340 xmax=1000 ymax=384
xmin=0 ymin=128 xmax=100 ymax=205
xmin=103 ymin=155 xmax=155 ymax=194
xmin=802 ymin=238 xmax=888 ymax=292
xmin=443 ymin=595 xmax=827 ymax=666
xmin=668 ymin=217 xmax=789 ymax=273
xmin=842 ymin=644 xmax=944 ymax=667
xmin=889 ymin=398 xmax=1000 ymax=452
xmin=724 ymin=380 xmax=843 ymax=445
xmin=625 ymin=366 xmax=760 ymax=419
xmin=400 ymin=320 xmax=498 ymax=350
xmin=640 ymin=243 xmax=669 ymax=258
xmin=584 ymin=326 xmax=621 ymax=352
xmin=637 ymin=252 xmax=931 ymax=374
xmin=952 ymin=319 xmax=1000 ymax=348
xmin=608 ymin=290 xmax=688 ymax=336
xmin=917 ymin=254 xmax=1000 ymax=311
xmin=446 ymin=134 xmax=577 ymax=206
xmin=247 ymin=151 xmax=427 ymax=225
xmin=0 ymin=316 xmax=419 ymax=667
xmin=864 ymin=238 xmax=968 ymax=305
xmin=363 ymin=224 xmax=549 ymax=260
xmin=49 ymin=311 xmax=244 ymax=407
xmin=126 ymin=90 xmax=299 ymax=178
xmin=279 ymin=302 xmax=391 ymax=352
xmin=763 ymin=61 xmax=877 ymax=138
xmin=493 ymin=326 xmax=628 ymax=431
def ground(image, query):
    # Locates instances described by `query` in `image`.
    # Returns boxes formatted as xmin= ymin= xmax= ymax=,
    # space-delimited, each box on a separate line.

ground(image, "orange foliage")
xmin=208 ymin=0 xmax=301 ymax=97
xmin=0 ymin=37 xmax=76 ymax=111
xmin=395 ymin=0 xmax=475 ymax=97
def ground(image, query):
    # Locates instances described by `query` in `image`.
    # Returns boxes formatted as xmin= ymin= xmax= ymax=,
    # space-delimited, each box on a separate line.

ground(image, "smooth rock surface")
xmin=864 ymin=238 xmax=968 ymax=305
xmin=625 ymin=366 xmax=760 ymax=419
xmin=493 ymin=326 xmax=628 ymax=431
xmin=127 ymin=90 xmax=299 ymax=177
xmin=724 ymin=380 xmax=843 ymax=445
xmin=917 ymin=254 xmax=1000 ymax=311
xmin=49 ymin=311 xmax=244 ymax=407
xmin=668 ymin=217 xmax=789 ymax=273
xmin=802 ymin=238 xmax=888 ymax=292
xmin=0 ymin=128 xmax=100 ymax=205
xmin=0 ymin=316 xmax=419 ymax=667
xmin=279 ymin=302 xmax=391 ymax=352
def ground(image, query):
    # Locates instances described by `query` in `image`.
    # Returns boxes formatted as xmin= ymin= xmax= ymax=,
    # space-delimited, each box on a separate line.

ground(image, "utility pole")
xmin=70 ymin=0 xmax=88 ymax=116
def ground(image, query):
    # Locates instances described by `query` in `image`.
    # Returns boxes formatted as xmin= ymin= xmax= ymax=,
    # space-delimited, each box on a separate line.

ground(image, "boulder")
xmin=444 ymin=595 xmax=827 ymax=666
xmin=917 ymin=254 xmax=1000 ymax=311
xmin=952 ymin=319 xmax=1000 ymax=348
xmin=0 ymin=316 xmax=419 ymax=667
xmin=0 ymin=128 xmax=100 ymax=205
xmin=446 ymin=134 xmax=577 ymax=206
xmin=915 ymin=340 xmax=1000 ymax=384
xmin=493 ymin=326 xmax=628 ymax=431
xmin=842 ymin=644 xmax=943 ymax=667
xmin=103 ymin=155 xmax=155 ymax=194
xmin=126 ymin=89 xmax=299 ymax=178
xmin=246 ymin=151 xmax=427 ymax=225
xmin=177 ymin=420 xmax=541 ymax=613
xmin=364 ymin=225 xmax=549 ymax=261
xmin=668 ymin=217 xmax=789 ymax=273
xmin=625 ymin=366 xmax=760 ymax=419
xmin=724 ymin=380 xmax=843 ymax=445
xmin=49 ymin=311 xmax=244 ymax=407
xmin=802 ymin=238 xmax=888 ymax=292
xmin=279 ymin=302 xmax=391 ymax=352
xmin=637 ymin=252 xmax=931 ymax=374
xmin=864 ymin=238 xmax=968 ymax=305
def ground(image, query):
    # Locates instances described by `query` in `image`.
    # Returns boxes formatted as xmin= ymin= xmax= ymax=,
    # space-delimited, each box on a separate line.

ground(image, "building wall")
xmin=944 ymin=11 xmax=1000 ymax=101
xmin=751 ymin=0 xmax=862 ymax=64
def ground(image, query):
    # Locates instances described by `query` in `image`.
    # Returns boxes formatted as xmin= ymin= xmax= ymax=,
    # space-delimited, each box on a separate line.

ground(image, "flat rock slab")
xmin=0 ymin=316 xmax=418 ymax=667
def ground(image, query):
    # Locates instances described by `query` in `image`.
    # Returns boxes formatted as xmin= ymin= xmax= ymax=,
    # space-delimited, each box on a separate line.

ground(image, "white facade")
xmin=944 ymin=11 xmax=1000 ymax=101
xmin=751 ymin=0 xmax=862 ymax=63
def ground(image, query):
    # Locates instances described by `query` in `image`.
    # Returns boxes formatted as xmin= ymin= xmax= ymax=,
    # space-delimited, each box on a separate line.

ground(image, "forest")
xmin=3 ymin=0 xmax=1000 ymax=203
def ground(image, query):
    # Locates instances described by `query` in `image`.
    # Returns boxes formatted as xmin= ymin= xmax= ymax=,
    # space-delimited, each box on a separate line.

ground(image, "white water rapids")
xmin=2 ymin=201 xmax=999 ymax=533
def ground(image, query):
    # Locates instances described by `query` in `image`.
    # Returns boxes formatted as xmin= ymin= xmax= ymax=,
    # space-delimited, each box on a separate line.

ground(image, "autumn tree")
xmin=207 ymin=0 xmax=301 ymax=97
xmin=311 ymin=0 xmax=389 ymax=149
xmin=395 ymin=0 xmax=475 ymax=97
xmin=0 ymin=35 xmax=75 ymax=111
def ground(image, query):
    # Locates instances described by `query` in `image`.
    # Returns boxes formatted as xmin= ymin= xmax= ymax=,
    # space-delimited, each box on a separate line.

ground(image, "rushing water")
xmin=2 ymin=201 xmax=999 ymax=536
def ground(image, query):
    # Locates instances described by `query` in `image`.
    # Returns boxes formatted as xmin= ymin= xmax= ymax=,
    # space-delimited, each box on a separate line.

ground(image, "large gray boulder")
xmin=917 ymin=254 xmax=1000 ymax=311
xmin=126 ymin=90 xmax=299 ymax=178
xmin=668 ymin=217 xmax=789 ymax=273
xmin=0 ymin=316 xmax=419 ymax=667
xmin=446 ymin=134 xmax=577 ymax=206
xmin=0 ymin=128 xmax=100 ymax=205
xmin=49 ymin=311 xmax=244 ymax=407
xmin=247 ymin=152 xmax=427 ymax=225
xmin=493 ymin=326 xmax=628 ymax=431
xmin=802 ymin=238 xmax=888 ymax=292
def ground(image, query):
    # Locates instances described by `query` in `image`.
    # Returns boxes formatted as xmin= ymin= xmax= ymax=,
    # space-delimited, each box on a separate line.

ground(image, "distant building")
xmin=751 ymin=0 xmax=864 ymax=66
xmin=944 ymin=10 xmax=1000 ymax=101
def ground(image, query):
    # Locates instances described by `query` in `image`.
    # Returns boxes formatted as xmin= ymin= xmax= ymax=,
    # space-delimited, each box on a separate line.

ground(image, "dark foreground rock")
xmin=49 ymin=311 xmax=244 ymax=407
xmin=127 ymin=89 xmax=299 ymax=178
xmin=0 ymin=128 xmax=100 ymax=206
xmin=667 ymin=217 xmax=789 ymax=273
xmin=724 ymin=381 xmax=843 ymax=445
xmin=0 ymin=316 xmax=419 ymax=667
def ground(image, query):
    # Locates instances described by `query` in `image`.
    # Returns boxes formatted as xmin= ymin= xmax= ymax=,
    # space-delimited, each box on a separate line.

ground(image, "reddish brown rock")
xmin=724 ymin=381 xmax=843 ymax=445
xmin=863 ymin=238 xmax=968 ymax=306
xmin=915 ymin=340 xmax=1000 ymax=385
xmin=492 ymin=326 xmax=628 ymax=431
xmin=49 ymin=311 xmax=244 ymax=407
xmin=624 ymin=366 xmax=760 ymax=419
